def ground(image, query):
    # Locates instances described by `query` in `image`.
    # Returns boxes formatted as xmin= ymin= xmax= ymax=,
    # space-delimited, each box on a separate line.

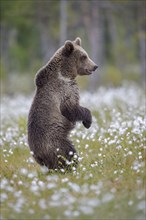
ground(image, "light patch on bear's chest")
xmin=58 ymin=71 xmax=71 ymax=83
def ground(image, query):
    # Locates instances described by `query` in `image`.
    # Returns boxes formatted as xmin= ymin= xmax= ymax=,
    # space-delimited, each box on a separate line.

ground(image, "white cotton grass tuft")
xmin=1 ymin=83 xmax=145 ymax=219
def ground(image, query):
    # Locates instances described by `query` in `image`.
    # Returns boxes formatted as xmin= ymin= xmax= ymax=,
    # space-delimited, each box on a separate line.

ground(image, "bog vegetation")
xmin=0 ymin=83 xmax=145 ymax=219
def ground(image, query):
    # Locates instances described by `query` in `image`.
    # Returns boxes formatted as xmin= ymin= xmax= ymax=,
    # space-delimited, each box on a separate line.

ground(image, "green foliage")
xmin=101 ymin=66 xmax=141 ymax=87
xmin=103 ymin=66 xmax=123 ymax=86
xmin=1 ymin=86 xmax=145 ymax=219
xmin=0 ymin=60 xmax=7 ymax=80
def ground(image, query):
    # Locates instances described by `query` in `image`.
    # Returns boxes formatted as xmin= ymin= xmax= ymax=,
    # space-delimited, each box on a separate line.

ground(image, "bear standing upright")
xmin=27 ymin=37 xmax=98 ymax=170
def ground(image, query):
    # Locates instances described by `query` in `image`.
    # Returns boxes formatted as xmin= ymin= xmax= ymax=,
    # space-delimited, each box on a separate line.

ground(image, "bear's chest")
xmin=63 ymin=81 xmax=79 ymax=100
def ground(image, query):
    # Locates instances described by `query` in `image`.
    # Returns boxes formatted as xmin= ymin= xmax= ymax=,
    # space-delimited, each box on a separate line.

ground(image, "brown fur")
xmin=27 ymin=37 xmax=98 ymax=170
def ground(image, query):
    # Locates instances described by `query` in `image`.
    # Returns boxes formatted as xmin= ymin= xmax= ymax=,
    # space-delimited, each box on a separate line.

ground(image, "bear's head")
xmin=61 ymin=37 xmax=98 ymax=79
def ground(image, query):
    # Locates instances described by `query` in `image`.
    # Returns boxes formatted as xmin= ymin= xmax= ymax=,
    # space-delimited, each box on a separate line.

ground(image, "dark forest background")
xmin=0 ymin=0 xmax=146 ymax=94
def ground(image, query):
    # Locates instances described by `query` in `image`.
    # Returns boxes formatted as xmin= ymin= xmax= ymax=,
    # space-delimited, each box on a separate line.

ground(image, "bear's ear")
xmin=74 ymin=37 xmax=81 ymax=46
xmin=62 ymin=40 xmax=74 ymax=56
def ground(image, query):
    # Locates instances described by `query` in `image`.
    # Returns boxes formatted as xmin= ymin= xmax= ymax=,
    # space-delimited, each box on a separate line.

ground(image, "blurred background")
xmin=0 ymin=0 xmax=145 ymax=94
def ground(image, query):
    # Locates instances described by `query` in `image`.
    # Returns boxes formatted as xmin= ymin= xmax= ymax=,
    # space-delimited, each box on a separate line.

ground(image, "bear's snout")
xmin=93 ymin=65 xmax=98 ymax=71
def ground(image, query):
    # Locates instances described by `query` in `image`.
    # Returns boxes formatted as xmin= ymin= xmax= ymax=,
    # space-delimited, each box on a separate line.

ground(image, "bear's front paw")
xmin=82 ymin=108 xmax=92 ymax=129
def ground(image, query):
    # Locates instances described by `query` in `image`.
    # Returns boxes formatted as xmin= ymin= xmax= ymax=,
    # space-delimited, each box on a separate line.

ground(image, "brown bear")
xmin=27 ymin=37 xmax=98 ymax=171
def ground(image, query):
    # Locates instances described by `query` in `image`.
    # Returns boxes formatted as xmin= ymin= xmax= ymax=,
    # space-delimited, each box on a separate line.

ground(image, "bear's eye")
xmin=81 ymin=55 xmax=87 ymax=60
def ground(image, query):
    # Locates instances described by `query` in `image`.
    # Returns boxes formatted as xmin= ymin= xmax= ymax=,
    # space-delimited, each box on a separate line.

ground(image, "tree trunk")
xmin=106 ymin=7 xmax=118 ymax=64
xmin=35 ymin=2 xmax=54 ymax=62
xmin=138 ymin=2 xmax=146 ymax=84
xmin=60 ymin=0 xmax=67 ymax=46
xmin=0 ymin=24 xmax=10 ymax=72
xmin=82 ymin=0 xmax=104 ymax=91
xmin=90 ymin=1 xmax=104 ymax=91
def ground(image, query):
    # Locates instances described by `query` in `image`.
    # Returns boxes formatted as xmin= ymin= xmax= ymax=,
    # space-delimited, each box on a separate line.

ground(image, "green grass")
xmin=0 ymin=86 xmax=146 ymax=220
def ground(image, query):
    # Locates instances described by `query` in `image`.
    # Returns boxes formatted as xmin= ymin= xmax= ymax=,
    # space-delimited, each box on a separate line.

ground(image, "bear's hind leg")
xmin=57 ymin=139 xmax=78 ymax=170
xmin=33 ymin=155 xmax=44 ymax=166
xmin=32 ymin=139 xmax=78 ymax=171
xmin=33 ymin=151 xmax=58 ymax=170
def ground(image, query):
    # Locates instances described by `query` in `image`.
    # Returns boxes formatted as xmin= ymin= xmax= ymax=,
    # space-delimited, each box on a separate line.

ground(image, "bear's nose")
xmin=93 ymin=65 xmax=98 ymax=71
